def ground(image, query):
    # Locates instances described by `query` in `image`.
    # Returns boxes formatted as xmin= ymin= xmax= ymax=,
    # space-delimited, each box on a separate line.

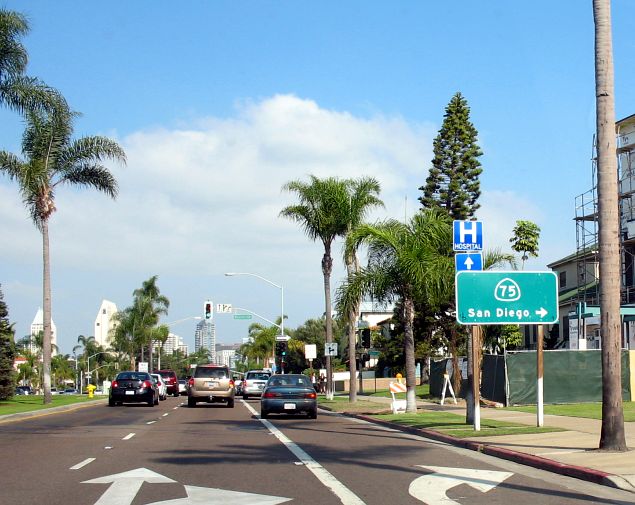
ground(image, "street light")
xmin=224 ymin=272 xmax=284 ymax=340
xmin=87 ymin=351 xmax=111 ymax=387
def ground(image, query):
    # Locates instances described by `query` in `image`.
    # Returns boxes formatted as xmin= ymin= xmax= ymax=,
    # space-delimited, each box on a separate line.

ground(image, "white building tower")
xmin=30 ymin=308 xmax=57 ymax=356
xmin=194 ymin=320 xmax=216 ymax=362
xmin=94 ymin=300 xmax=118 ymax=348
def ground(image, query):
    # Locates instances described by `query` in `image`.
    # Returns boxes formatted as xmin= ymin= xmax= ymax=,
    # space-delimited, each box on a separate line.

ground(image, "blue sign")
xmin=455 ymin=253 xmax=483 ymax=271
xmin=453 ymin=220 xmax=483 ymax=251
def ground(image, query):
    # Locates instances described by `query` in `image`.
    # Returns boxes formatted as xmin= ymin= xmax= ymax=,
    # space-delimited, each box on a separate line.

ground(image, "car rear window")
xmin=117 ymin=372 xmax=149 ymax=381
xmin=246 ymin=372 xmax=271 ymax=381
xmin=194 ymin=367 xmax=229 ymax=379
xmin=268 ymin=376 xmax=312 ymax=387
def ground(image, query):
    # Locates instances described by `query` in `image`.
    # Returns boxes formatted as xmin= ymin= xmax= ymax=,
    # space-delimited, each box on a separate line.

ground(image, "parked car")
xmin=242 ymin=370 xmax=271 ymax=400
xmin=15 ymin=386 xmax=31 ymax=395
xmin=64 ymin=388 xmax=79 ymax=395
xmin=260 ymin=374 xmax=317 ymax=419
xmin=109 ymin=371 xmax=159 ymax=407
xmin=187 ymin=364 xmax=235 ymax=408
xmin=150 ymin=373 xmax=167 ymax=401
xmin=178 ymin=379 xmax=187 ymax=395
xmin=154 ymin=369 xmax=180 ymax=397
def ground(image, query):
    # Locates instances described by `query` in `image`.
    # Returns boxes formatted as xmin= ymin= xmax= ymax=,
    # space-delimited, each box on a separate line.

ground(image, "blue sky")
xmin=1 ymin=1 xmax=633 ymax=355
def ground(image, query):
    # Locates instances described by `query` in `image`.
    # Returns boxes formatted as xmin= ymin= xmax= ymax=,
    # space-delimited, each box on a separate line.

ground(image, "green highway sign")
xmin=233 ymin=314 xmax=252 ymax=320
xmin=455 ymin=271 xmax=558 ymax=325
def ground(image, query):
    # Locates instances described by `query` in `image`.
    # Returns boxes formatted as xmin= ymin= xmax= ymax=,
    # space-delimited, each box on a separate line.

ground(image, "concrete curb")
xmin=339 ymin=412 xmax=633 ymax=494
xmin=0 ymin=398 xmax=107 ymax=424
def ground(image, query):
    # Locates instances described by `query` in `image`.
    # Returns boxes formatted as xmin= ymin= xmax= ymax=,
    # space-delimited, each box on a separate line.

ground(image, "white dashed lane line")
xmin=163 ymin=413 xmax=169 ymax=417
xmin=147 ymin=421 xmax=156 ymax=425
xmin=122 ymin=433 xmax=135 ymax=440
xmin=69 ymin=458 xmax=95 ymax=470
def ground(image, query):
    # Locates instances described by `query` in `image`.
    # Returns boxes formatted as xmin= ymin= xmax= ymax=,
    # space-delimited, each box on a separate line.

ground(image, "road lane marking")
xmin=147 ymin=421 xmax=156 ymax=425
xmin=173 ymin=406 xmax=179 ymax=410
xmin=122 ymin=433 xmax=135 ymax=440
xmin=70 ymin=458 xmax=95 ymax=470
xmin=163 ymin=413 xmax=169 ymax=417
xmin=104 ymin=446 xmax=112 ymax=450
xmin=242 ymin=401 xmax=366 ymax=505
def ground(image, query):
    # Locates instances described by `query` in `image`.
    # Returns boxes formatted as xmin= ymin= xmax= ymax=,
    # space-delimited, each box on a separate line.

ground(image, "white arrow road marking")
xmin=535 ymin=307 xmax=548 ymax=318
xmin=83 ymin=467 xmax=176 ymax=505
xmin=146 ymin=485 xmax=291 ymax=505
xmin=409 ymin=466 xmax=513 ymax=504
xmin=464 ymin=256 xmax=474 ymax=270
xmin=242 ymin=400 xmax=366 ymax=505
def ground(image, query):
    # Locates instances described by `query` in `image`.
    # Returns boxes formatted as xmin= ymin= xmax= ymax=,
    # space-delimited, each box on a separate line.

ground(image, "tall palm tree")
xmin=0 ymin=9 xmax=65 ymax=115
xmin=593 ymin=0 xmax=626 ymax=451
xmin=340 ymin=210 xmax=454 ymax=412
xmin=133 ymin=275 xmax=169 ymax=371
xmin=341 ymin=177 xmax=382 ymax=402
xmin=280 ymin=175 xmax=356 ymax=399
xmin=0 ymin=106 xmax=126 ymax=404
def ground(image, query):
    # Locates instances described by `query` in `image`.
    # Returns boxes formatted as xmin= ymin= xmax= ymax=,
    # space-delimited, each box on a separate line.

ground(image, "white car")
xmin=178 ymin=379 xmax=187 ymax=395
xmin=151 ymin=373 xmax=167 ymax=401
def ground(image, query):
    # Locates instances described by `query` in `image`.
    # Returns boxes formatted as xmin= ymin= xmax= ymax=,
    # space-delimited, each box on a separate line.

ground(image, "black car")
xmin=260 ymin=374 xmax=317 ymax=419
xmin=109 ymin=371 xmax=159 ymax=407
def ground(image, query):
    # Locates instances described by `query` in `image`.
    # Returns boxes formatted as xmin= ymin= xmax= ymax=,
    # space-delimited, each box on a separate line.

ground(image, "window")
xmin=559 ymin=271 xmax=566 ymax=288
xmin=103 ymin=309 xmax=107 ymax=314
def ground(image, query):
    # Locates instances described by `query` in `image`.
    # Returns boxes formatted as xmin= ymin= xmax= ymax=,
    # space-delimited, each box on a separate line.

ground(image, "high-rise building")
xmin=163 ymin=332 xmax=187 ymax=355
xmin=194 ymin=320 xmax=216 ymax=362
xmin=94 ymin=300 xmax=118 ymax=348
xmin=29 ymin=308 xmax=57 ymax=356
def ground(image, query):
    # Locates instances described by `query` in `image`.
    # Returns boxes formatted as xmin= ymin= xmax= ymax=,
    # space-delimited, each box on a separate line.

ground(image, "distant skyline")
xmin=1 ymin=2 xmax=634 ymax=354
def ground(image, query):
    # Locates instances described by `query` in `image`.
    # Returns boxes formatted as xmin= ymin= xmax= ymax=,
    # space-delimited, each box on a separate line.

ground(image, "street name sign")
xmin=455 ymin=252 xmax=483 ymax=271
xmin=233 ymin=314 xmax=252 ymax=320
xmin=453 ymin=220 xmax=483 ymax=251
xmin=455 ymin=271 xmax=558 ymax=325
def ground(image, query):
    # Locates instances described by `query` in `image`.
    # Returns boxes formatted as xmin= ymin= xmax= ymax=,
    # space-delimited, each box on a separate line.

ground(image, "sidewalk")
xmin=346 ymin=394 xmax=635 ymax=493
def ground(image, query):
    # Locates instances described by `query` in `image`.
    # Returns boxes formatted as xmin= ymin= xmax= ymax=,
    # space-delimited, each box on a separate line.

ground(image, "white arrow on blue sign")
xmin=453 ymin=220 xmax=483 ymax=251
xmin=455 ymin=252 xmax=483 ymax=271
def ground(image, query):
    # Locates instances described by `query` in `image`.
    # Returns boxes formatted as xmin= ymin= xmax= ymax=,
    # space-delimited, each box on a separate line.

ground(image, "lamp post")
xmin=225 ymin=272 xmax=285 ymax=371
xmin=87 ymin=351 xmax=110 ymax=387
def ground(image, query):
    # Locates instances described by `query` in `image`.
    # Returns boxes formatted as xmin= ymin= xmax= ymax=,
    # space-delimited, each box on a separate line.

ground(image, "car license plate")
xmin=125 ymin=390 xmax=134 ymax=395
xmin=207 ymin=382 xmax=218 ymax=387
xmin=284 ymin=403 xmax=296 ymax=410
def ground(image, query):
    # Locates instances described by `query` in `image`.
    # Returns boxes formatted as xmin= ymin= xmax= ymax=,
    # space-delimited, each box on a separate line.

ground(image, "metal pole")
xmin=472 ymin=325 xmax=481 ymax=431
xmin=537 ymin=324 xmax=544 ymax=427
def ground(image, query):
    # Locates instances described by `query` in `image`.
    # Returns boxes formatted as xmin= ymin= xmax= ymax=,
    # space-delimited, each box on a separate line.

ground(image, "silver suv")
xmin=187 ymin=364 xmax=235 ymax=408
xmin=242 ymin=370 xmax=271 ymax=400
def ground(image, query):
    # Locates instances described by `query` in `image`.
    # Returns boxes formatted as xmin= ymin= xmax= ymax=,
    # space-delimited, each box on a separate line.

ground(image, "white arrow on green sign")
xmin=455 ymin=271 xmax=558 ymax=325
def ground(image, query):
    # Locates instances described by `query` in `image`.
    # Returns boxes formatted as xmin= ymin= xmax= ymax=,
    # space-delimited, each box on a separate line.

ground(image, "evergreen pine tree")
xmin=419 ymin=92 xmax=483 ymax=219
xmin=0 ymin=285 xmax=16 ymax=399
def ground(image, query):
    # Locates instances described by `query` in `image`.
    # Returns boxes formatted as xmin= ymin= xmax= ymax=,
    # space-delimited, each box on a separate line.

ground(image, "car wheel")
xmin=260 ymin=409 xmax=268 ymax=419
xmin=174 ymin=392 xmax=179 ymax=397
xmin=227 ymin=398 xmax=235 ymax=408
xmin=308 ymin=408 xmax=317 ymax=419
xmin=108 ymin=398 xmax=115 ymax=407
xmin=148 ymin=397 xmax=154 ymax=407
xmin=242 ymin=394 xmax=248 ymax=400
xmin=160 ymin=394 xmax=166 ymax=401
xmin=188 ymin=397 xmax=196 ymax=408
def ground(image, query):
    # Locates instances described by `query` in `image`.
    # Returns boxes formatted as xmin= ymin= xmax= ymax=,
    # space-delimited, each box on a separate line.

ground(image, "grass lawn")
xmin=318 ymin=396 xmax=562 ymax=438
xmin=507 ymin=401 xmax=635 ymax=422
xmin=0 ymin=394 xmax=104 ymax=416
xmin=366 ymin=384 xmax=431 ymax=399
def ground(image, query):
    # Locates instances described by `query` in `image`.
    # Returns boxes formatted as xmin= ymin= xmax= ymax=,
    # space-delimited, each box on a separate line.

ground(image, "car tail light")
xmin=188 ymin=377 xmax=194 ymax=387
xmin=305 ymin=392 xmax=317 ymax=399
xmin=112 ymin=380 xmax=118 ymax=388
xmin=263 ymin=391 xmax=281 ymax=398
xmin=142 ymin=380 xmax=153 ymax=389
xmin=229 ymin=379 xmax=234 ymax=387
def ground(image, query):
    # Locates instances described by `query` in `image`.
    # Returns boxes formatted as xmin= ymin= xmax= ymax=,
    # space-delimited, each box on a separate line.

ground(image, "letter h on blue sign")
xmin=453 ymin=220 xmax=483 ymax=251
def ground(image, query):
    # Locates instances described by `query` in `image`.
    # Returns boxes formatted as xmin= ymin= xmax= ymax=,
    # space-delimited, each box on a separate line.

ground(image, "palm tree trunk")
xmin=403 ymin=293 xmax=417 ymax=413
xmin=42 ymin=220 xmax=52 ymax=404
xmin=322 ymin=243 xmax=334 ymax=400
xmin=594 ymin=0 xmax=626 ymax=450
xmin=346 ymin=252 xmax=360 ymax=403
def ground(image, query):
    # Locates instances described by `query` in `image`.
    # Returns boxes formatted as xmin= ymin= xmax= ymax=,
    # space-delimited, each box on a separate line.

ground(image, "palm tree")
xmin=0 ymin=9 xmax=65 ymax=115
xmin=340 ymin=210 xmax=454 ymax=412
xmin=280 ymin=175 xmax=356 ymax=399
xmin=0 ymin=105 xmax=126 ymax=404
xmin=133 ymin=276 xmax=169 ymax=371
xmin=341 ymin=177 xmax=382 ymax=402
xmin=593 ymin=0 xmax=626 ymax=450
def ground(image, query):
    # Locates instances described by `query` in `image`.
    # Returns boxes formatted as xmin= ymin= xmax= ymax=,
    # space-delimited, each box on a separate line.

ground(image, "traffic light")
xmin=204 ymin=301 xmax=212 ymax=320
xmin=276 ymin=340 xmax=287 ymax=356
xmin=361 ymin=328 xmax=371 ymax=348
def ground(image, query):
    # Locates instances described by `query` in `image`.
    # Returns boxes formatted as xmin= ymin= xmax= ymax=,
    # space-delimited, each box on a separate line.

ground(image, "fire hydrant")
xmin=87 ymin=384 xmax=96 ymax=398
xmin=396 ymin=373 xmax=404 ymax=384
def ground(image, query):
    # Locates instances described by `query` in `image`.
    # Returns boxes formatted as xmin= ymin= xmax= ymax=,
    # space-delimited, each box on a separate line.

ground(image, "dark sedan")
xmin=260 ymin=374 xmax=317 ymax=419
xmin=109 ymin=371 xmax=159 ymax=407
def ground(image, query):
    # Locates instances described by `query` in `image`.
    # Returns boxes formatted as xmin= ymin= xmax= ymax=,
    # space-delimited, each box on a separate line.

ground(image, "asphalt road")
xmin=1 ymin=396 xmax=633 ymax=505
